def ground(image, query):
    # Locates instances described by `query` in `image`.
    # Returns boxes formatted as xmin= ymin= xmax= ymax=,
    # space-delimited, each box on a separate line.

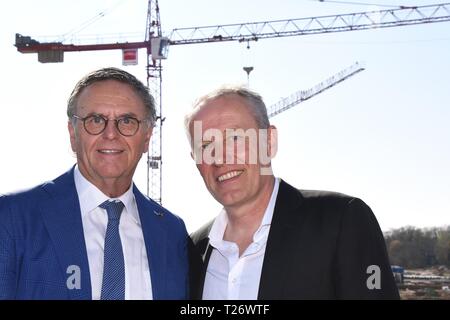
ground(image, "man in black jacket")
xmin=185 ymin=86 xmax=399 ymax=300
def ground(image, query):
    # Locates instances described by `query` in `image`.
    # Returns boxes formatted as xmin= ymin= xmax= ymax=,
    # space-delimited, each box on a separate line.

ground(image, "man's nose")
xmin=102 ymin=120 xmax=120 ymax=139
xmin=213 ymin=141 xmax=232 ymax=167
xmin=213 ymin=156 xmax=224 ymax=167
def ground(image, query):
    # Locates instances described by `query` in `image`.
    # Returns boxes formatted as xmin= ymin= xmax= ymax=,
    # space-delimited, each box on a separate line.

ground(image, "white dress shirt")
xmin=74 ymin=166 xmax=153 ymax=300
xmin=202 ymin=178 xmax=280 ymax=300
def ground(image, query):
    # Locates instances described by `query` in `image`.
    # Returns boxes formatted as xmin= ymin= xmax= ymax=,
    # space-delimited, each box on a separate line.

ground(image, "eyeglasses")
xmin=72 ymin=114 xmax=149 ymax=137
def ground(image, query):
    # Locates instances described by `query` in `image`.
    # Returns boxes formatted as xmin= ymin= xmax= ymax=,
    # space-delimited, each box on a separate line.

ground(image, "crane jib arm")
xmin=169 ymin=3 xmax=450 ymax=45
xmin=15 ymin=34 xmax=150 ymax=53
xmin=14 ymin=3 xmax=450 ymax=53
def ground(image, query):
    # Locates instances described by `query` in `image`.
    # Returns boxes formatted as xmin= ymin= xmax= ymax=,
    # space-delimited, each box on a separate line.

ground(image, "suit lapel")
xmin=134 ymin=186 xmax=167 ymax=300
xmin=258 ymin=179 xmax=305 ymax=299
xmin=40 ymin=168 xmax=92 ymax=300
xmin=196 ymin=182 xmax=306 ymax=299
xmin=190 ymin=221 xmax=213 ymax=299
xmin=197 ymin=238 xmax=213 ymax=299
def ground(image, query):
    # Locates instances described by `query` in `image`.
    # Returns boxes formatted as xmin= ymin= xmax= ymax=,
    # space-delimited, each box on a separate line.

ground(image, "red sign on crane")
xmin=122 ymin=48 xmax=138 ymax=66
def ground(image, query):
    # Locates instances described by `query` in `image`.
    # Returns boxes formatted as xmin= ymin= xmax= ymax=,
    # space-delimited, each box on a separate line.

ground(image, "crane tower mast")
xmin=146 ymin=0 xmax=163 ymax=203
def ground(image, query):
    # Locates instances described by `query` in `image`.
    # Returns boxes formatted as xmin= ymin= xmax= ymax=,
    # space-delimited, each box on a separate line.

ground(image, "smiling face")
xmin=68 ymin=80 xmax=152 ymax=196
xmin=189 ymin=95 xmax=276 ymax=210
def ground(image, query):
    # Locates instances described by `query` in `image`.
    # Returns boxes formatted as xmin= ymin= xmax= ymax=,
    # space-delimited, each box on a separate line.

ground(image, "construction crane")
xmin=14 ymin=2 xmax=450 ymax=204
xmin=267 ymin=62 xmax=365 ymax=118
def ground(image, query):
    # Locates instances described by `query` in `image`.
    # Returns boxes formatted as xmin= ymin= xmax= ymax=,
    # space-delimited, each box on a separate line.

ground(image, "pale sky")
xmin=0 ymin=0 xmax=449 ymax=232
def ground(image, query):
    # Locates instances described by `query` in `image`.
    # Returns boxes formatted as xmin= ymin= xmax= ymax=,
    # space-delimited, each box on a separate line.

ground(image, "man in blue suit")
xmin=0 ymin=67 xmax=189 ymax=299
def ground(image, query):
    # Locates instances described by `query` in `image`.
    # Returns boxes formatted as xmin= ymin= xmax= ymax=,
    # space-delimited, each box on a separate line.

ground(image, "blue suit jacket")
xmin=0 ymin=168 xmax=189 ymax=299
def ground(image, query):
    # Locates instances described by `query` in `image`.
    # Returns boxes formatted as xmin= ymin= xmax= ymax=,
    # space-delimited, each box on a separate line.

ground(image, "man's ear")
xmin=68 ymin=121 xmax=77 ymax=153
xmin=143 ymin=126 xmax=153 ymax=153
xmin=268 ymin=125 xmax=278 ymax=159
xmin=191 ymin=148 xmax=202 ymax=164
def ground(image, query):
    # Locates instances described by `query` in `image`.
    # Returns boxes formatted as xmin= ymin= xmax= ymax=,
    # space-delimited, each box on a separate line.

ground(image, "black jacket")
xmin=190 ymin=179 xmax=399 ymax=299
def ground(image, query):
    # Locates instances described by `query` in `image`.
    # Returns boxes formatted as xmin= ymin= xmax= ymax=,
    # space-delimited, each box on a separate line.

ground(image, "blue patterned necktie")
xmin=99 ymin=200 xmax=125 ymax=300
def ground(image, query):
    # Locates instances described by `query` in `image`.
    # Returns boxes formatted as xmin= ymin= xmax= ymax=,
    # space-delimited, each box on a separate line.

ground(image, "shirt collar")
xmin=208 ymin=177 xmax=281 ymax=248
xmin=208 ymin=208 xmax=229 ymax=249
xmin=73 ymin=165 xmax=139 ymax=223
xmin=253 ymin=177 xmax=280 ymax=242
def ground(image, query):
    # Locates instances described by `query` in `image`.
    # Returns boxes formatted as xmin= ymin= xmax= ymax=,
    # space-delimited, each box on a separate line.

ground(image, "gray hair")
xmin=184 ymin=85 xmax=270 ymax=140
xmin=67 ymin=67 xmax=156 ymax=126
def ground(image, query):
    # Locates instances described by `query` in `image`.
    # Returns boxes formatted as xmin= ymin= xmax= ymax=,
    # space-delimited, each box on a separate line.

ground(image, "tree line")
xmin=384 ymin=226 xmax=450 ymax=268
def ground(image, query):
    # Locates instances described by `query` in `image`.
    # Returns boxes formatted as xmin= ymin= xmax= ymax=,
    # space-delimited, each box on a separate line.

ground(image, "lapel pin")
xmin=154 ymin=210 xmax=164 ymax=217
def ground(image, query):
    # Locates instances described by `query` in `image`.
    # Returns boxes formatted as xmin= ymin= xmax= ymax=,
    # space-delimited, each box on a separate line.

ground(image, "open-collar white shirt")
xmin=203 ymin=178 xmax=280 ymax=300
